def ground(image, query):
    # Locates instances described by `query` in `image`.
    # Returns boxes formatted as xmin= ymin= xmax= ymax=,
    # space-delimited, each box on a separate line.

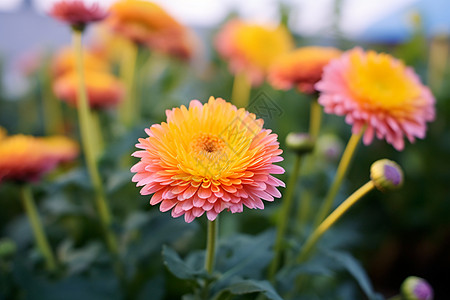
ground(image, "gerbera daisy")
xmin=42 ymin=136 xmax=79 ymax=163
xmin=107 ymin=0 xmax=194 ymax=59
xmin=0 ymin=135 xmax=57 ymax=182
xmin=215 ymin=20 xmax=293 ymax=86
xmin=316 ymin=47 xmax=435 ymax=150
xmin=49 ymin=0 xmax=108 ymax=30
xmin=53 ymin=70 xmax=124 ymax=109
xmin=268 ymin=46 xmax=342 ymax=94
xmin=131 ymin=97 xmax=285 ymax=223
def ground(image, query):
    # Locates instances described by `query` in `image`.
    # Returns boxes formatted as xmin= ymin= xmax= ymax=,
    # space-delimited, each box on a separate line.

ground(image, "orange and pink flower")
xmin=131 ymin=97 xmax=285 ymax=223
xmin=268 ymin=46 xmax=342 ymax=94
xmin=49 ymin=0 xmax=108 ymax=29
xmin=215 ymin=20 xmax=293 ymax=86
xmin=0 ymin=134 xmax=78 ymax=183
xmin=107 ymin=0 xmax=194 ymax=60
xmin=316 ymin=47 xmax=435 ymax=151
xmin=53 ymin=70 xmax=124 ymax=109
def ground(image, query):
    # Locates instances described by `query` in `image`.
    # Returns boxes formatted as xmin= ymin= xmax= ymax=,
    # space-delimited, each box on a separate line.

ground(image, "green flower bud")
xmin=370 ymin=159 xmax=403 ymax=192
xmin=285 ymin=132 xmax=315 ymax=155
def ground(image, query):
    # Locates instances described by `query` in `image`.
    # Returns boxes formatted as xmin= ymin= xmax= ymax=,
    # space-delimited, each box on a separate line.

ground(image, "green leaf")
xmin=326 ymin=251 xmax=384 ymax=300
xmin=214 ymin=279 xmax=282 ymax=300
xmin=162 ymin=245 xmax=208 ymax=280
xmin=217 ymin=230 xmax=275 ymax=281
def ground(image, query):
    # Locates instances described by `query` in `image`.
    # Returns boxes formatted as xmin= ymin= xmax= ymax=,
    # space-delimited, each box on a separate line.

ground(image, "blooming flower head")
xmin=0 ymin=134 xmax=79 ymax=183
xmin=268 ymin=46 xmax=342 ymax=94
xmin=53 ymin=70 xmax=124 ymax=109
xmin=0 ymin=135 xmax=57 ymax=182
xmin=215 ymin=20 xmax=294 ymax=86
xmin=51 ymin=47 xmax=109 ymax=78
xmin=106 ymin=0 xmax=194 ymax=59
xmin=49 ymin=0 xmax=108 ymax=30
xmin=316 ymin=47 xmax=435 ymax=150
xmin=131 ymin=97 xmax=285 ymax=223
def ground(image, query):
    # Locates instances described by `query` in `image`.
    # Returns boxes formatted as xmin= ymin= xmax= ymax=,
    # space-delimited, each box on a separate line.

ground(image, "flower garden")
xmin=0 ymin=1 xmax=447 ymax=299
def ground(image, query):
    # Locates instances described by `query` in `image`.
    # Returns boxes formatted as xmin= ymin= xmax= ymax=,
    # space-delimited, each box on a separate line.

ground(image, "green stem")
xmin=72 ymin=29 xmax=118 ymax=256
xmin=90 ymin=110 xmax=104 ymax=159
xmin=309 ymin=99 xmax=322 ymax=140
xmin=313 ymin=128 xmax=364 ymax=228
xmin=268 ymin=154 xmax=303 ymax=280
xmin=231 ymin=71 xmax=251 ymax=108
xmin=205 ymin=218 xmax=218 ymax=274
xmin=297 ymin=181 xmax=375 ymax=263
xmin=20 ymin=185 xmax=57 ymax=272
xmin=120 ymin=42 xmax=138 ymax=128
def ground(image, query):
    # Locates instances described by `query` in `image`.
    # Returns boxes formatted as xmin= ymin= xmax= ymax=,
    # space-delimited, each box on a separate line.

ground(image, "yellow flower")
xmin=131 ymin=97 xmax=285 ymax=223
xmin=215 ymin=20 xmax=293 ymax=85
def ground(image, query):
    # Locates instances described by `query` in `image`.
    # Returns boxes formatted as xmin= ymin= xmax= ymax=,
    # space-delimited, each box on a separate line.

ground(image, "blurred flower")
xmin=107 ymin=0 xmax=194 ymax=60
xmin=0 ymin=133 xmax=79 ymax=183
xmin=49 ymin=0 xmax=108 ymax=30
xmin=0 ymin=128 xmax=7 ymax=141
xmin=268 ymin=46 xmax=342 ymax=94
xmin=0 ymin=135 xmax=58 ymax=182
xmin=316 ymin=47 xmax=435 ymax=150
xmin=316 ymin=134 xmax=344 ymax=162
xmin=401 ymin=276 xmax=434 ymax=300
xmin=53 ymin=70 xmax=125 ymax=109
xmin=370 ymin=159 xmax=403 ymax=192
xmin=215 ymin=20 xmax=293 ymax=86
xmin=42 ymin=136 xmax=79 ymax=163
xmin=51 ymin=47 xmax=109 ymax=78
xmin=131 ymin=97 xmax=285 ymax=223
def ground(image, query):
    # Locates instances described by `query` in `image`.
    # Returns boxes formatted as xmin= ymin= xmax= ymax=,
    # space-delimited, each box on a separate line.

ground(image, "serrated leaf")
xmin=162 ymin=245 xmax=208 ymax=280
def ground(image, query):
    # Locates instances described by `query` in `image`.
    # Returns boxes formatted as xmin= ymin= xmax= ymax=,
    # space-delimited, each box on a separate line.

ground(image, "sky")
xmin=0 ymin=0 xmax=418 ymax=37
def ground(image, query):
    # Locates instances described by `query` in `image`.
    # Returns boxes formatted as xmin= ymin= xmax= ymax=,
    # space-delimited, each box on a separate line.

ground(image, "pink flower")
xmin=316 ymin=47 xmax=435 ymax=151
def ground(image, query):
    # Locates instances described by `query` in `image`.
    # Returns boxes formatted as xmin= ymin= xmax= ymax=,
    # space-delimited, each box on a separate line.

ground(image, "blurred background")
xmin=1 ymin=0 xmax=449 ymax=298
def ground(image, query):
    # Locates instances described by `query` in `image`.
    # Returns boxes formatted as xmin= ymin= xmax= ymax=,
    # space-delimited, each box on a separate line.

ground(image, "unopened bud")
xmin=401 ymin=276 xmax=434 ymax=300
xmin=370 ymin=159 xmax=403 ymax=192
xmin=285 ymin=132 xmax=315 ymax=155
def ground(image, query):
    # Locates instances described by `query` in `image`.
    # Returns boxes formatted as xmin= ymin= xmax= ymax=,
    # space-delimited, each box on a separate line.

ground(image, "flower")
xmin=215 ymin=20 xmax=293 ymax=86
xmin=316 ymin=47 xmax=435 ymax=151
xmin=49 ymin=0 xmax=108 ymax=30
xmin=107 ymin=0 xmax=194 ymax=59
xmin=401 ymin=276 xmax=434 ymax=300
xmin=51 ymin=47 xmax=109 ymax=78
xmin=53 ymin=70 xmax=124 ymax=109
xmin=0 ymin=134 xmax=79 ymax=183
xmin=370 ymin=159 xmax=403 ymax=192
xmin=131 ymin=97 xmax=285 ymax=223
xmin=268 ymin=46 xmax=342 ymax=94
xmin=0 ymin=135 xmax=58 ymax=182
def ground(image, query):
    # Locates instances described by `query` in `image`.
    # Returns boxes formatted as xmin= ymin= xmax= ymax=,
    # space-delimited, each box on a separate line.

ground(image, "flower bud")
xmin=370 ymin=159 xmax=403 ymax=192
xmin=317 ymin=134 xmax=343 ymax=162
xmin=285 ymin=132 xmax=315 ymax=155
xmin=401 ymin=276 xmax=434 ymax=300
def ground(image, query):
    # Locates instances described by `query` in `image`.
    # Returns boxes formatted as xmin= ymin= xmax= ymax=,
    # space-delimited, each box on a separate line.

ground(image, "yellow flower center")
xmin=346 ymin=51 xmax=422 ymax=110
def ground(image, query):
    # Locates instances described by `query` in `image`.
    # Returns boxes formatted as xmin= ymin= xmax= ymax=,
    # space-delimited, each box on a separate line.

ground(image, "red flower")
xmin=49 ymin=0 xmax=108 ymax=29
